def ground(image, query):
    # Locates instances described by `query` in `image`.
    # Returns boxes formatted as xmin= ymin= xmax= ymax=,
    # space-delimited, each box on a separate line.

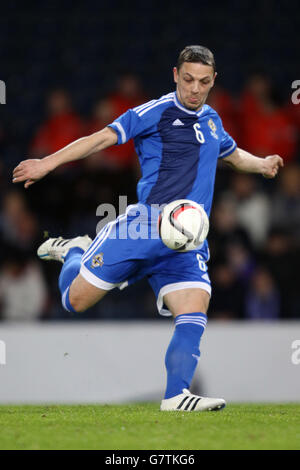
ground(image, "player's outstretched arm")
xmin=12 ymin=127 xmax=118 ymax=188
xmin=223 ymin=147 xmax=284 ymax=178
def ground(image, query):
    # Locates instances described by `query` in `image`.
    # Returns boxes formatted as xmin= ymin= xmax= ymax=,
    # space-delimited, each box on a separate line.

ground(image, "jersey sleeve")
xmin=107 ymin=108 xmax=157 ymax=145
xmin=218 ymin=118 xmax=237 ymax=159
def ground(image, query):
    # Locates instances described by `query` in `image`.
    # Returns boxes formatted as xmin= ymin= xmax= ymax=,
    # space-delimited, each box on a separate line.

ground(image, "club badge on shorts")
xmin=91 ymin=253 xmax=104 ymax=268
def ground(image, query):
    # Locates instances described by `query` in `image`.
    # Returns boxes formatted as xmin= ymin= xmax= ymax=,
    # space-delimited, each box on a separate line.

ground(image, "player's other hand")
xmin=262 ymin=155 xmax=284 ymax=178
xmin=12 ymin=159 xmax=51 ymax=188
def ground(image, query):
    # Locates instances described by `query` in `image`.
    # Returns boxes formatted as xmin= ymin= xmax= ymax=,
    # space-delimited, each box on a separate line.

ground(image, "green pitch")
xmin=0 ymin=403 xmax=300 ymax=450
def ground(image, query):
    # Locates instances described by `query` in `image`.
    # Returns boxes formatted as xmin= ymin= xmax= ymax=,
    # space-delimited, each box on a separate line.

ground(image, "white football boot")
xmin=37 ymin=235 xmax=92 ymax=263
xmin=160 ymin=388 xmax=226 ymax=412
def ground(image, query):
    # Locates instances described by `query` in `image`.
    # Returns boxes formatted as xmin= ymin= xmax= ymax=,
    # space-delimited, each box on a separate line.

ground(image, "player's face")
xmin=174 ymin=62 xmax=216 ymax=111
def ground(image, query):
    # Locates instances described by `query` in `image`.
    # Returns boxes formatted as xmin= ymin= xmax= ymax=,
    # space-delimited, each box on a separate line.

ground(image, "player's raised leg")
xmin=37 ymin=235 xmax=108 ymax=313
xmin=68 ymin=274 xmax=108 ymax=312
xmin=160 ymin=287 xmax=226 ymax=412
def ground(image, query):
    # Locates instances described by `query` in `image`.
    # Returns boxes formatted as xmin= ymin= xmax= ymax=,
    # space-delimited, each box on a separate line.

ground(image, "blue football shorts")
xmin=80 ymin=204 xmax=211 ymax=316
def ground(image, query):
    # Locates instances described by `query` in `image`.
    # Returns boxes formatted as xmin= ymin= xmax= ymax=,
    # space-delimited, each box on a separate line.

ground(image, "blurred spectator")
xmin=107 ymin=72 xmax=147 ymax=116
xmin=0 ymin=159 xmax=5 ymax=199
xmin=0 ymin=247 xmax=48 ymax=321
xmin=209 ymin=197 xmax=252 ymax=264
xmin=29 ymin=89 xmax=84 ymax=159
xmin=85 ymin=73 xmax=147 ymax=172
xmin=206 ymin=84 xmax=239 ymax=142
xmin=245 ymin=267 xmax=280 ymax=320
xmin=285 ymin=95 xmax=300 ymax=153
xmin=226 ymin=241 xmax=256 ymax=285
xmin=222 ymin=173 xmax=271 ymax=247
xmin=209 ymin=263 xmax=244 ymax=319
xmin=91 ymin=73 xmax=147 ymax=170
xmin=0 ymin=122 xmax=12 ymax=188
xmin=270 ymin=163 xmax=300 ymax=243
xmin=0 ymin=121 xmax=7 ymax=153
xmin=238 ymin=72 xmax=297 ymax=162
xmin=85 ymin=97 xmax=137 ymax=170
xmin=0 ymin=190 xmax=39 ymax=251
xmin=260 ymin=228 xmax=300 ymax=318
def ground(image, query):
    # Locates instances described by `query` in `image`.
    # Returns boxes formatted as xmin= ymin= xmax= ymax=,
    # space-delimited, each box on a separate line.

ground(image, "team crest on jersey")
xmin=91 ymin=253 xmax=104 ymax=268
xmin=208 ymin=119 xmax=218 ymax=139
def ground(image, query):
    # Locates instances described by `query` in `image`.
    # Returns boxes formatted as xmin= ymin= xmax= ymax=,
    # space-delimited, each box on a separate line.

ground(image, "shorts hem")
xmin=80 ymin=264 xmax=118 ymax=290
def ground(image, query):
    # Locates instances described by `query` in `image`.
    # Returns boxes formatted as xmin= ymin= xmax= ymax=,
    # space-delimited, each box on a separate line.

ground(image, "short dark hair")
xmin=177 ymin=45 xmax=216 ymax=72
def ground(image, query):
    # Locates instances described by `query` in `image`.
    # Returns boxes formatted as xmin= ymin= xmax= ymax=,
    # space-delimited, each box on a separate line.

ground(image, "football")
xmin=158 ymin=199 xmax=209 ymax=252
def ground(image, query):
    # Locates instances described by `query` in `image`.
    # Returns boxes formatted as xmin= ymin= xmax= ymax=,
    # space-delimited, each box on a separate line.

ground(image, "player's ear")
xmin=173 ymin=67 xmax=178 ymax=84
xmin=210 ymin=72 xmax=217 ymax=89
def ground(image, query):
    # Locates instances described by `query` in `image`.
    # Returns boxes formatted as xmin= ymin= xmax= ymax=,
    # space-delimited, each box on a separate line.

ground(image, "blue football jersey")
xmin=108 ymin=91 xmax=236 ymax=216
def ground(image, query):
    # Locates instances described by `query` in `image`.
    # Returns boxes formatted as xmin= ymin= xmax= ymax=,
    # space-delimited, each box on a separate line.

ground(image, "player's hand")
xmin=262 ymin=155 xmax=284 ymax=178
xmin=12 ymin=159 xmax=51 ymax=188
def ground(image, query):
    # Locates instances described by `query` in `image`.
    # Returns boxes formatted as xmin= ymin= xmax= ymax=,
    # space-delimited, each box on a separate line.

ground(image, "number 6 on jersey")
xmin=193 ymin=123 xmax=205 ymax=143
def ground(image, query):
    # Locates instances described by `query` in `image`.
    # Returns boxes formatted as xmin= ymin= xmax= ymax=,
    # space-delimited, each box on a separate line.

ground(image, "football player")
xmin=13 ymin=45 xmax=283 ymax=411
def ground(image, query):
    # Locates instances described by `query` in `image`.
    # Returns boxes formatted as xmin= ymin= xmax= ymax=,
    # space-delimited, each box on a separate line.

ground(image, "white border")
xmin=138 ymin=98 xmax=174 ymax=117
xmin=112 ymin=122 xmax=127 ymax=144
xmin=62 ymin=287 xmax=71 ymax=312
xmin=219 ymin=142 xmax=236 ymax=158
xmin=80 ymin=264 xmax=118 ymax=290
xmin=157 ymin=281 xmax=212 ymax=317
xmin=133 ymin=93 xmax=173 ymax=114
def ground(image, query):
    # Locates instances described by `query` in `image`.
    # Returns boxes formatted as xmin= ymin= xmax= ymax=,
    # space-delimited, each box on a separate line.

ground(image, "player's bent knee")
xmin=68 ymin=274 xmax=108 ymax=313
xmin=68 ymin=288 xmax=95 ymax=313
xmin=66 ymin=291 xmax=86 ymax=313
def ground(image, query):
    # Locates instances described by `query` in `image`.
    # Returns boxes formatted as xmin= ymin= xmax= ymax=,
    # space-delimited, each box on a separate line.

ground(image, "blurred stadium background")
xmin=0 ymin=0 xmax=299 ymax=403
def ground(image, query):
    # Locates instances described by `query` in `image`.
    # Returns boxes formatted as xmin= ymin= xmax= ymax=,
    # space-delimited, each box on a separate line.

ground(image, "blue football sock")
xmin=58 ymin=247 xmax=84 ymax=313
xmin=164 ymin=312 xmax=207 ymax=399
